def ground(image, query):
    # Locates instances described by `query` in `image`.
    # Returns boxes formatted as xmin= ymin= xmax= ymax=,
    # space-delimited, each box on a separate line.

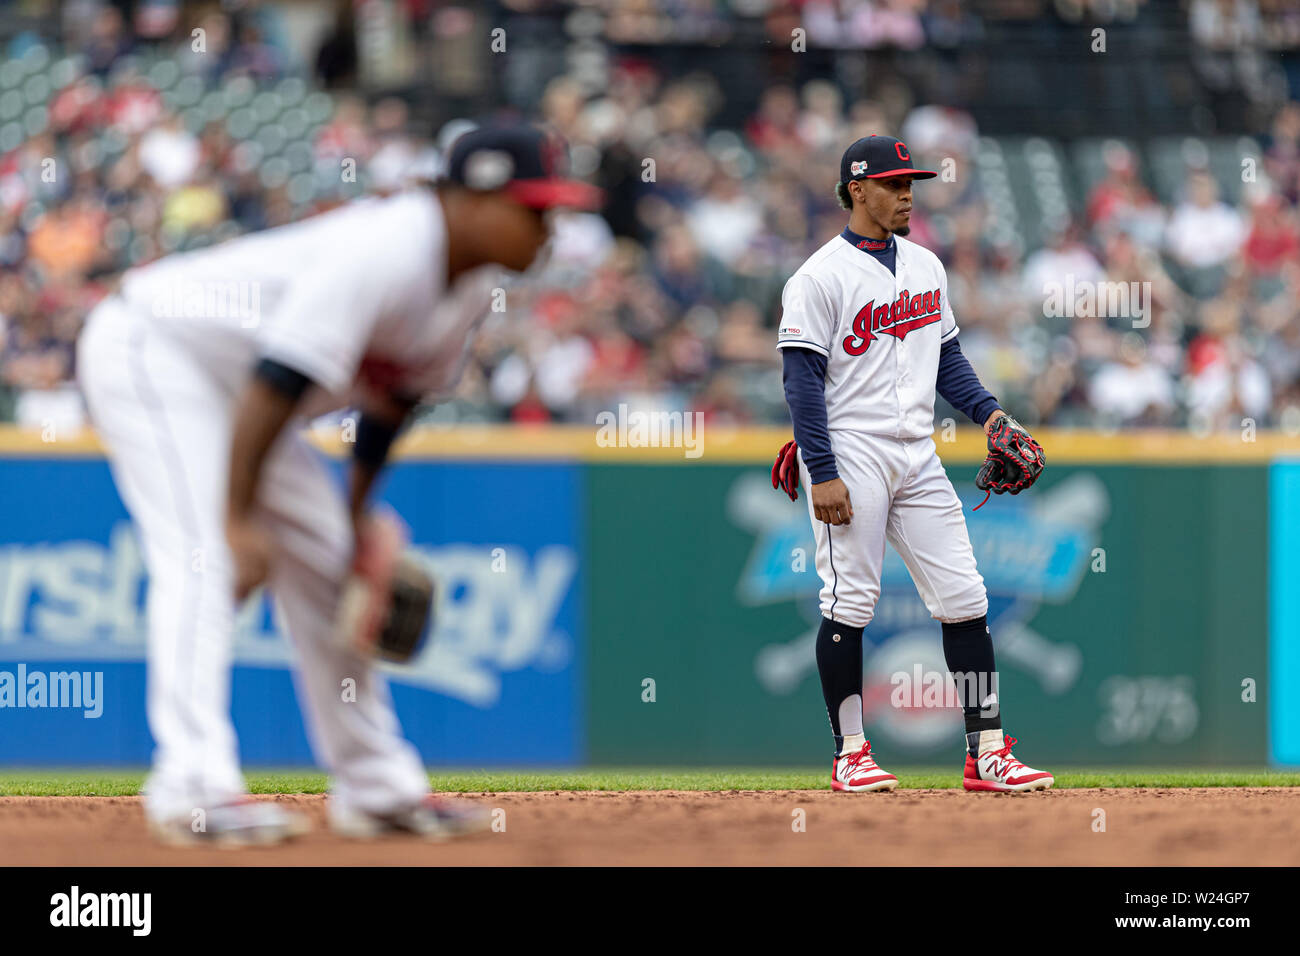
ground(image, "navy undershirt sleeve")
xmin=781 ymin=347 xmax=839 ymax=483
xmin=355 ymin=394 xmax=420 ymax=467
xmin=254 ymin=357 xmax=314 ymax=401
xmin=936 ymin=337 xmax=1000 ymax=426
xmin=353 ymin=413 xmax=403 ymax=467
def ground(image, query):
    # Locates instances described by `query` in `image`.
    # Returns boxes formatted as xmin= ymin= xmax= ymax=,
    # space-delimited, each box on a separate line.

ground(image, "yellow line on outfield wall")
xmin=1 ymin=423 xmax=1297 ymax=464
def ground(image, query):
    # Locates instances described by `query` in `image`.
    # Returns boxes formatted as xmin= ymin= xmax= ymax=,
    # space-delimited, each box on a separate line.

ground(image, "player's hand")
xmin=226 ymin=517 xmax=273 ymax=603
xmin=338 ymin=508 xmax=435 ymax=664
xmin=350 ymin=510 xmax=403 ymax=576
xmin=810 ymin=477 xmax=853 ymax=526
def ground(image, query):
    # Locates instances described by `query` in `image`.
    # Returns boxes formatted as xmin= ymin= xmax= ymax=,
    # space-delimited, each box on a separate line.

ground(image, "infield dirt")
xmin=3 ymin=788 xmax=1298 ymax=866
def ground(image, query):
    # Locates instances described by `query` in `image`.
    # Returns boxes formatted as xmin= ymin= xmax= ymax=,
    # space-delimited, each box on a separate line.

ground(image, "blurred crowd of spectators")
xmin=2 ymin=2 xmax=1299 ymax=434
xmin=499 ymin=69 xmax=1300 ymax=433
xmin=507 ymin=0 xmax=1157 ymax=46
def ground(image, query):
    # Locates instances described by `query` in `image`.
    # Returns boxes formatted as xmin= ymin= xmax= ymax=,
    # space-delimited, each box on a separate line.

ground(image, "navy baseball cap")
xmin=445 ymin=124 xmax=604 ymax=211
xmin=839 ymin=135 xmax=936 ymax=183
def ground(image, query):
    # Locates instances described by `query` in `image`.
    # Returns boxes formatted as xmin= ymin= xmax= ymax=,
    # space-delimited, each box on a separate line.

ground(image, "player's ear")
xmin=835 ymin=181 xmax=853 ymax=210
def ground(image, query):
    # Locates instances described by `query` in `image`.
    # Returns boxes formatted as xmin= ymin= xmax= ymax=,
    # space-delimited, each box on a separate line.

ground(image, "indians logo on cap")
xmin=465 ymin=149 xmax=514 ymax=190
xmin=850 ymin=160 xmax=869 ymax=176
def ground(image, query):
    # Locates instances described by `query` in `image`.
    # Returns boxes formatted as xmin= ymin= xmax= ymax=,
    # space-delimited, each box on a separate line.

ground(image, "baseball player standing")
xmin=771 ymin=135 xmax=1053 ymax=793
xmin=77 ymin=124 xmax=602 ymax=843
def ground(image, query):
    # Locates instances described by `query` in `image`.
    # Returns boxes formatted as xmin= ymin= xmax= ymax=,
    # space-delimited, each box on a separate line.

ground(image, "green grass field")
xmin=2 ymin=767 xmax=1300 ymax=796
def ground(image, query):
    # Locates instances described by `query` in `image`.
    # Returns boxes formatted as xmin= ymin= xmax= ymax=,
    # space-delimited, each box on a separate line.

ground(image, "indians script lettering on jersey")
xmin=843 ymin=287 xmax=942 ymax=355
xmin=777 ymin=234 xmax=958 ymax=440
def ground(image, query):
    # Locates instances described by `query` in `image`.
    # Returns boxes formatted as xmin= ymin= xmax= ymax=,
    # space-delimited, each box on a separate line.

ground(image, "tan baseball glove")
xmin=336 ymin=511 xmax=436 ymax=664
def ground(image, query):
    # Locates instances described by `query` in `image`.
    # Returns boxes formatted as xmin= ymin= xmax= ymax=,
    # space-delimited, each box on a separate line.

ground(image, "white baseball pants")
xmin=77 ymin=298 xmax=429 ymax=824
xmin=799 ymin=432 xmax=987 ymax=628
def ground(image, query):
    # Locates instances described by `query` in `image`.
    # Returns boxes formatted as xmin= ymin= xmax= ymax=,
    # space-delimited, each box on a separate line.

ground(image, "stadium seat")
xmin=287 ymin=173 xmax=316 ymax=205
xmin=279 ymin=107 xmax=310 ymax=139
xmin=283 ymin=140 xmax=314 ymax=173
xmin=1146 ymin=136 xmax=1194 ymax=204
xmin=303 ymin=91 xmax=333 ymax=124
xmin=0 ymin=89 xmax=22 ymax=121
xmin=0 ymin=121 xmax=22 ymax=153
xmin=973 ymin=137 xmax=1025 ymax=250
xmin=1024 ymin=136 xmax=1075 ymax=230
xmin=18 ymin=43 xmax=49 ymax=75
xmin=23 ymin=105 xmax=46 ymax=136
xmin=23 ymin=74 xmax=49 ymax=105
xmin=200 ymin=90 xmax=228 ymax=122
xmin=259 ymin=156 xmax=291 ymax=189
xmin=0 ymin=60 xmax=24 ymax=90
xmin=992 ymin=137 xmax=1054 ymax=250
xmin=170 ymin=74 xmax=203 ymax=108
xmin=1209 ymin=136 xmax=1260 ymax=204
xmin=255 ymin=124 xmax=288 ymax=155
xmin=48 ymin=57 xmax=78 ymax=88
xmin=147 ymin=59 xmax=180 ymax=91
xmin=222 ymin=76 xmax=256 ymax=108
xmin=276 ymin=76 xmax=307 ymax=105
xmin=1071 ymin=137 xmax=1144 ymax=202
xmin=251 ymin=91 xmax=282 ymax=125
xmin=226 ymin=107 xmax=257 ymax=139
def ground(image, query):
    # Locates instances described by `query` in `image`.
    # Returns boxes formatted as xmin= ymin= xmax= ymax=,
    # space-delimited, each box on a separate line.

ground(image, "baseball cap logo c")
xmin=464 ymin=150 xmax=515 ymax=190
xmin=839 ymin=135 xmax=937 ymax=183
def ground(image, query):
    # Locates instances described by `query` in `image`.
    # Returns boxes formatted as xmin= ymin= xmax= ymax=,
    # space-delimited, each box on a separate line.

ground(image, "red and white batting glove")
xmin=772 ymin=439 xmax=800 ymax=501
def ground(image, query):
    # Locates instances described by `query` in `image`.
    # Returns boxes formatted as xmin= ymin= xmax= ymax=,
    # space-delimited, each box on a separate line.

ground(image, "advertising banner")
xmin=0 ymin=456 xmax=584 ymax=765
xmin=585 ymin=462 xmax=1270 ymax=766
xmin=0 ymin=428 xmax=1281 ymax=767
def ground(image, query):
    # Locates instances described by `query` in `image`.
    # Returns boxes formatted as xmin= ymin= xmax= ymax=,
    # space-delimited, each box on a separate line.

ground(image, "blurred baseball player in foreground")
xmin=78 ymin=124 xmax=601 ymax=844
xmin=772 ymin=135 xmax=1052 ymax=793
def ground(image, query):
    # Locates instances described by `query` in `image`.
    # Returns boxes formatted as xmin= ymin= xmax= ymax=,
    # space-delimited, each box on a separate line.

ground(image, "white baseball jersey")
xmin=776 ymin=232 xmax=986 ymax=629
xmin=77 ymin=188 xmax=503 ymax=824
xmin=118 ymin=187 xmax=501 ymax=413
xmin=776 ymin=233 xmax=958 ymax=439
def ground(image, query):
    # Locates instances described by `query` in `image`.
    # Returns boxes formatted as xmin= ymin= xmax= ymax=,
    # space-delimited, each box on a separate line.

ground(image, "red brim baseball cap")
xmin=840 ymin=135 xmax=937 ymax=182
xmin=447 ymin=124 xmax=605 ymax=211
xmin=860 ymin=167 xmax=937 ymax=179
xmin=506 ymin=177 xmax=605 ymax=211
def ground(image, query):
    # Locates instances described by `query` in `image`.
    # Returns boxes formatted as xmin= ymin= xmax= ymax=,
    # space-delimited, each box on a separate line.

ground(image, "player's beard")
xmin=894 ymin=225 xmax=910 ymax=236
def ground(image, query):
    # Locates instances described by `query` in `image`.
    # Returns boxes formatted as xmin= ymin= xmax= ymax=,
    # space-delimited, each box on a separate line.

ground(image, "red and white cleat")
xmin=831 ymin=741 xmax=899 ymax=792
xmin=963 ymin=735 xmax=1054 ymax=792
